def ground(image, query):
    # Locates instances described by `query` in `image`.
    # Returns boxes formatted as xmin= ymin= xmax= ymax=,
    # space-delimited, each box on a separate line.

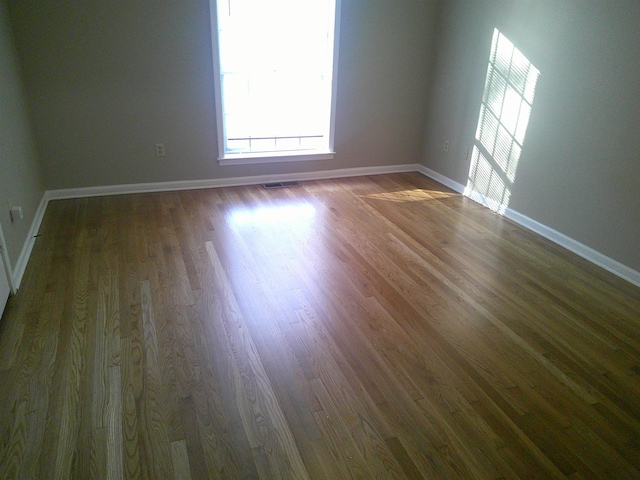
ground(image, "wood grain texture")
xmin=0 ymin=172 xmax=639 ymax=479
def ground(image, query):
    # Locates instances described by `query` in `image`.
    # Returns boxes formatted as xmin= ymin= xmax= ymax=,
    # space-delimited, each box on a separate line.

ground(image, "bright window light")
xmin=211 ymin=0 xmax=340 ymax=164
xmin=465 ymin=29 xmax=540 ymax=214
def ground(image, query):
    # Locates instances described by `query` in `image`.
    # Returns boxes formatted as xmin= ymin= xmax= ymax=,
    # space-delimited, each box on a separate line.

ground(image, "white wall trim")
xmin=418 ymin=166 xmax=640 ymax=288
xmin=46 ymin=164 xmax=421 ymax=200
xmin=504 ymin=208 xmax=640 ymax=288
xmin=416 ymin=165 xmax=465 ymax=194
xmin=12 ymin=191 xmax=49 ymax=290
xmin=16 ymin=163 xmax=637 ymax=292
xmin=0 ymin=221 xmax=16 ymax=294
xmin=218 ymin=151 xmax=335 ymax=166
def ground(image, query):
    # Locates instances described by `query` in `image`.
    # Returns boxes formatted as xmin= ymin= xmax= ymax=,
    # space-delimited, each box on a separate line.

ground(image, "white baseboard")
xmin=47 ymin=164 xmax=422 ymax=200
xmin=416 ymin=165 xmax=465 ymax=194
xmin=418 ymin=166 xmax=640 ymax=289
xmin=12 ymin=191 xmax=49 ymax=290
xmin=504 ymin=208 xmax=640 ymax=288
xmin=18 ymin=163 xmax=639 ymax=292
xmin=0 ymin=221 xmax=16 ymax=294
xmin=18 ymin=165 xmax=410 ymax=291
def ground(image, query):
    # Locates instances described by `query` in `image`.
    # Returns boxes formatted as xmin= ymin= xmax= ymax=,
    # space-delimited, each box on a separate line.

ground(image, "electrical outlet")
xmin=155 ymin=144 xmax=166 ymax=157
xmin=444 ymin=140 xmax=450 ymax=152
xmin=9 ymin=206 xmax=23 ymax=222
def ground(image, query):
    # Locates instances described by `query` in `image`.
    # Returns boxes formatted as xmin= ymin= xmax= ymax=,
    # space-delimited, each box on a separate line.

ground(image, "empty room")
xmin=1 ymin=0 xmax=639 ymax=478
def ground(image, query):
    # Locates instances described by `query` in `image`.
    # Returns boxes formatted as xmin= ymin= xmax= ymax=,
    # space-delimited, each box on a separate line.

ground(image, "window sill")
xmin=218 ymin=150 xmax=335 ymax=166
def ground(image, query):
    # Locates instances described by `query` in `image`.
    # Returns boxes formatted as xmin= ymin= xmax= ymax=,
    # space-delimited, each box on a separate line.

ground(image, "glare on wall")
xmin=465 ymin=29 xmax=540 ymax=214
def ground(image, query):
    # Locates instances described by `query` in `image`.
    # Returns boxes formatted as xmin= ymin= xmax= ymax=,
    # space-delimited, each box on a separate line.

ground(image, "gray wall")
xmin=0 ymin=0 xmax=44 ymax=269
xmin=423 ymin=1 xmax=640 ymax=272
xmin=7 ymin=0 xmax=438 ymax=190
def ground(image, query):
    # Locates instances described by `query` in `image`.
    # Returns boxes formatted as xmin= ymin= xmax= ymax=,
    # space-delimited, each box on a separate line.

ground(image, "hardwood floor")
xmin=1 ymin=172 xmax=639 ymax=479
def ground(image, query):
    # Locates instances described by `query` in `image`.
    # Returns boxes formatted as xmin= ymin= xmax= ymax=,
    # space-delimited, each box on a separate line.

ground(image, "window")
xmin=465 ymin=29 xmax=540 ymax=214
xmin=211 ymin=0 xmax=340 ymax=165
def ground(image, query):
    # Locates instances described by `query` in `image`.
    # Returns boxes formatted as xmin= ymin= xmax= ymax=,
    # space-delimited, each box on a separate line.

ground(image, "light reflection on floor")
xmin=228 ymin=202 xmax=316 ymax=228
xmin=361 ymin=189 xmax=457 ymax=203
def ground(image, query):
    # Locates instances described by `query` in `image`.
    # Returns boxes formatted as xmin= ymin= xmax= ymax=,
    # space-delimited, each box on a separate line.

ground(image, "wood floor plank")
xmin=139 ymin=279 xmax=174 ymax=479
xmin=1 ymin=173 xmax=639 ymax=478
xmin=204 ymin=240 xmax=310 ymax=479
xmin=107 ymin=365 xmax=124 ymax=479
xmin=120 ymin=336 xmax=142 ymax=479
xmin=171 ymin=439 xmax=192 ymax=480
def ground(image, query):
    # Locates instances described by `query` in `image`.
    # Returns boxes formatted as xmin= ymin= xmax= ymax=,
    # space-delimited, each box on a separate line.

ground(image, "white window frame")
xmin=209 ymin=0 xmax=341 ymax=166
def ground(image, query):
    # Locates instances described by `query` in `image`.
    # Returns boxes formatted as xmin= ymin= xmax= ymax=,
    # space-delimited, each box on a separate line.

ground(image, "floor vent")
xmin=263 ymin=181 xmax=301 ymax=189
